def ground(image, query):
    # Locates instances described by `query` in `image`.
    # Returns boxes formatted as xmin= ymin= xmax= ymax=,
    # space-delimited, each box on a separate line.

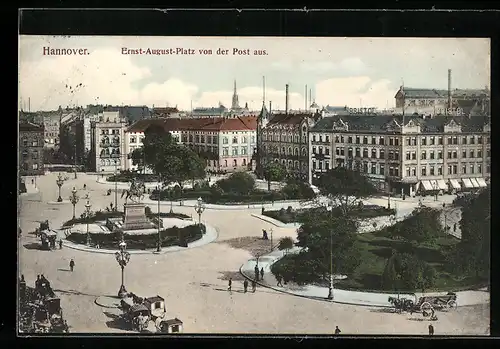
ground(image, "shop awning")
xmin=449 ymin=179 xmax=461 ymax=190
xmin=429 ymin=180 xmax=440 ymax=190
xmin=420 ymin=180 xmax=434 ymax=191
xmin=476 ymin=178 xmax=487 ymax=187
xmin=437 ymin=179 xmax=448 ymax=190
xmin=470 ymin=178 xmax=480 ymax=188
xmin=462 ymin=178 xmax=474 ymax=188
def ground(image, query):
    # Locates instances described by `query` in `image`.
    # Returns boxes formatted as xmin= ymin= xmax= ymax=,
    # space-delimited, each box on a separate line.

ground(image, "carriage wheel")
xmin=421 ymin=302 xmax=432 ymax=317
xmin=446 ymin=299 xmax=457 ymax=310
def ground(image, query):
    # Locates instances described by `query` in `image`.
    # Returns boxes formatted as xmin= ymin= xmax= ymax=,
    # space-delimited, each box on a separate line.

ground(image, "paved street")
xmin=18 ymin=172 xmax=489 ymax=335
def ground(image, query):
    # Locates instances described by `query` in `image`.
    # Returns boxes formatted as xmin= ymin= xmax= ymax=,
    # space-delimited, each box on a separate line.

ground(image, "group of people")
xmin=35 ymin=274 xmax=54 ymax=298
xmin=227 ymin=278 xmax=257 ymax=294
xmin=254 ymin=265 xmax=265 ymax=281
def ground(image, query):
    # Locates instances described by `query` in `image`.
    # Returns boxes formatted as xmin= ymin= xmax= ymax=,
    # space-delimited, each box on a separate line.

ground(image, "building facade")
xmin=19 ymin=121 xmax=45 ymax=176
xmin=257 ymin=108 xmax=320 ymax=181
xmin=309 ymin=114 xmax=491 ymax=196
xmin=125 ymin=116 xmax=257 ymax=173
xmin=94 ymin=112 xmax=128 ymax=173
xmin=43 ymin=115 xmax=60 ymax=148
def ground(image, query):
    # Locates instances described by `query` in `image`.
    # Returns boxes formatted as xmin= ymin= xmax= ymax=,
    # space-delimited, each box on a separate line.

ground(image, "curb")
xmin=61 ymin=225 xmax=219 ymax=255
xmin=94 ymin=296 xmax=121 ymax=309
xmin=250 ymin=214 xmax=301 ymax=228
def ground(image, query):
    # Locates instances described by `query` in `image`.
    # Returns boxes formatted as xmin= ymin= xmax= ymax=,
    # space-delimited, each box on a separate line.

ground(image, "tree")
xmin=281 ymin=179 xmax=315 ymax=200
xmin=277 ymin=236 xmax=295 ymax=255
xmin=316 ymin=167 xmax=377 ymax=216
xmin=263 ymin=161 xmax=287 ymax=191
xmin=381 ymin=250 xmax=399 ymax=291
xmin=392 ymin=207 xmax=442 ymax=245
xmin=130 ymin=147 xmax=145 ymax=174
xmin=216 ymin=172 xmax=255 ymax=196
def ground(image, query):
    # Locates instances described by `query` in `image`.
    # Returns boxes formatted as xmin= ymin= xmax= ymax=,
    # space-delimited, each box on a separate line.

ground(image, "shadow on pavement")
xmin=23 ymin=242 xmax=46 ymax=251
xmin=57 ymin=268 xmax=72 ymax=272
xmin=103 ymin=310 xmax=131 ymax=331
xmin=370 ymin=307 xmax=398 ymax=314
xmin=53 ymin=288 xmax=116 ymax=299
xmin=218 ymin=271 xmax=246 ymax=282
xmin=407 ymin=317 xmax=433 ymax=322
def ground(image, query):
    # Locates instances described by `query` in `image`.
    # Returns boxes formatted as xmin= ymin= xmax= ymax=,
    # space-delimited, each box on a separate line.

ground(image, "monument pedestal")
xmin=122 ymin=202 xmax=155 ymax=231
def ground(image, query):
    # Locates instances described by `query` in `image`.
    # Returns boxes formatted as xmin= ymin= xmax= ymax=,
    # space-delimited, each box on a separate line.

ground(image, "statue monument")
xmin=121 ymin=179 xmax=155 ymax=231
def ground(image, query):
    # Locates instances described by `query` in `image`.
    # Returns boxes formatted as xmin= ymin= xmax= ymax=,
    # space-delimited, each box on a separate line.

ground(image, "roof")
xmin=310 ymin=114 xmax=490 ymax=134
xmin=397 ymin=87 xmax=490 ymax=99
xmin=145 ymin=296 xmax=164 ymax=303
xmin=163 ymin=318 xmax=183 ymax=325
xmin=267 ymin=113 xmax=318 ymax=126
xmin=129 ymin=304 xmax=149 ymax=313
xmin=19 ymin=121 xmax=44 ymax=132
xmin=126 ymin=116 xmax=257 ymax=133
xmin=104 ymin=106 xmax=151 ymax=123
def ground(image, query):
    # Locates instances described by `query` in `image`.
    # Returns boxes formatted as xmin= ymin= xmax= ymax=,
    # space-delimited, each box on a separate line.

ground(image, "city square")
xmin=18 ymin=172 xmax=489 ymax=335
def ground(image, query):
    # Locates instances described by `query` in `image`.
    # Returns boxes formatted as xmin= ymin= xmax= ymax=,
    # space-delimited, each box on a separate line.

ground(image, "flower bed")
xmin=63 ymin=210 xmax=190 ymax=227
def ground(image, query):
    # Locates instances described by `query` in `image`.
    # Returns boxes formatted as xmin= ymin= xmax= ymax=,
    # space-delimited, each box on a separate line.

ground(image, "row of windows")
xmin=129 ymin=136 xmax=145 ymax=144
xmin=405 ymin=163 xmax=489 ymax=177
xmin=100 ymin=159 xmax=121 ymax=166
xmin=334 ymin=148 xmax=398 ymax=160
xmin=263 ymin=146 xmax=307 ymax=156
xmin=208 ymin=159 xmax=247 ymax=167
xmin=222 ymin=147 xmax=249 ymax=156
xmin=21 ymin=139 xmax=40 ymax=147
xmin=263 ymin=133 xmax=306 ymax=143
xmin=406 ymin=149 xmax=491 ymax=160
xmin=21 ymin=162 xmax=39 ymax=171
xmin=22 ymin=150 xmax=39 ymax=159
xmin=100 ymin=129 xmax=120 ymax=135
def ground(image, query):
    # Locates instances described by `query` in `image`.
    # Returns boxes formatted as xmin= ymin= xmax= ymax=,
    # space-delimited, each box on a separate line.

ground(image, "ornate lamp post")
xmin=269 ymin=228 xmax=274 ymax=252
xmin=327 ymin=230 xmax=334 ymax=300
xmin=56 ymin=173 xmax=65 ymax=202
xmin=85 ymin=200 xmax=92 ymax=246
xmin=115 ymin=239 xmax=131 ymax=298
xmin=69 ymin=187 xmax=79 ymax=220
xmin=157 ymin=177 xmax=162 ymax=252
xmin=194 ymin=197 xmax=206 ymax=233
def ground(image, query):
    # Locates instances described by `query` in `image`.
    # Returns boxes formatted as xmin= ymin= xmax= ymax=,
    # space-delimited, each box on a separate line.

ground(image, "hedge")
xmin=106 ymin=170 xmax=158 ymax=183
xmin=66 ymin=223 xmax=205 ymax=250
xmin=63 ymin=210 xmax=190 ymax=227
xmin=150 ymin=189 xmax=287 ymax=204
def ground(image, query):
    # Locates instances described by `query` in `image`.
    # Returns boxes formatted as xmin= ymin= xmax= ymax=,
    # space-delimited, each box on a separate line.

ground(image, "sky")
xmin=19 ymin=36 xmax=490 ymax=112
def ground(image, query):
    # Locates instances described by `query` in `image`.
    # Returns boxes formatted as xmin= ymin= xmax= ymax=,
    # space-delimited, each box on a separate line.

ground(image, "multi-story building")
xmin=124 ymin=115 xmax=257 ymax=173
xmin=94 ymin=112 xmax=128 ymax=173
xmin=309 ymin=113 xmax=491 ymax=196
xmin=19 ymin=121 xmax=45 ymax=176
xmin=43 ymin=115 xmax=60 ymax=148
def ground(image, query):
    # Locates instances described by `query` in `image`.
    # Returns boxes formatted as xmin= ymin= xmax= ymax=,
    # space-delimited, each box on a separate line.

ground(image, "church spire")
xmin=231 ymin=79 xmax=240 ymax=110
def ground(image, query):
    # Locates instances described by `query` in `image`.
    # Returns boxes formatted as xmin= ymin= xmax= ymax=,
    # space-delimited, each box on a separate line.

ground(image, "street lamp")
xmin=327 ymin=230 xmax=334 ymax=300
xmin=85 ymin=200 xmax=92 ymax=246
xmin=115 ymin=239 xmax=131 ymax=298
xmin=269 ymin=228 xmax=274 ymax=252
xmin=69 ymin=187 xmax=79 ymax=220
xmin=114 ymin=161 xmax=118 ymax=211
xmin=156 ymin=177 xmax=162 ymax=252
xmin=56 ymin=173 xmax=65 ymax=202
xmin=194 ymin=197 xmax=206 ymax=233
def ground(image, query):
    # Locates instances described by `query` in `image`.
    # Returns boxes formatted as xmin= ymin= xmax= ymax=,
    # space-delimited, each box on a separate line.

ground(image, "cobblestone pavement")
xmin=18 ymin=173 xmax=489 ymax=335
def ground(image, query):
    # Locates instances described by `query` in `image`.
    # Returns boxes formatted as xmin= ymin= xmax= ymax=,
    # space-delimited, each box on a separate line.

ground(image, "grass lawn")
xmin=334 ymin=230 xmax=486 ymax=292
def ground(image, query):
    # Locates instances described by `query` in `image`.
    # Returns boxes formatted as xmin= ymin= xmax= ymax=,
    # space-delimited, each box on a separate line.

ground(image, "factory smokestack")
xmin=448 ymin=69 xmax=452 ymax=110
xmin=309 ymin=89 xmax=312 ymax=106
xmin=269 ymin=101 xmax=272 ymax=114
xmin=305 ymin=85 xmax=308 ymax=111
xmin=285 ymin=84 xmax=289 ymax=115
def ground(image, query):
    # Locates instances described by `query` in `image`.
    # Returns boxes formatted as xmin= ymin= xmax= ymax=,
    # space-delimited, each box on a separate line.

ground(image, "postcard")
xmin=18 ymin=35 xmax=490 ymax=336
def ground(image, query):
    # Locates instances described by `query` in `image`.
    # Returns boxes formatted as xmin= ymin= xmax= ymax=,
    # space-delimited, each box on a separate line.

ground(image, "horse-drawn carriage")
xmin=388 ymin=292 xmax=457 ymax=319
xmin=25 ymin=296 xmax=68 ymax=333
xmin=120 ymin=297 xmax=151 ymax=332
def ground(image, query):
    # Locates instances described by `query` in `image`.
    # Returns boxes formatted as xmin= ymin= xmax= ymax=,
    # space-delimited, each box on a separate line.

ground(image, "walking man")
xmin=428 ymin=324 xmax=434 ymax=336
xmin=83 ymin=184 xmax=86 ymax=190
xmin=227 ymin=277 xmax=232 ymax=293
xmin=260 ymin=267 xmax=264 ymax=281
xmin=254 ymin=265 xmax=260 ymax=281
xmin=243 ymin=279 xmax=249 ymax=293
xmin=334 ymin=326 xmax=341 ymax=335
xmin=59 ymin=240 xmax=63 ymax=249
xmin=251 ymin=280 xmax=256 ymax=293
xmin=69 ymin=259 xmax=75 ymax=272
xmin=277 ymin=275 xmax=283 ymax=287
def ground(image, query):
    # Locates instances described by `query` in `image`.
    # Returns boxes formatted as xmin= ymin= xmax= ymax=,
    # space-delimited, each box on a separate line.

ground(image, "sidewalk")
xmin=60 ymin=223 xmax=219 ymax=255
xmin=239 ymin=248 xmax=490 ymax=308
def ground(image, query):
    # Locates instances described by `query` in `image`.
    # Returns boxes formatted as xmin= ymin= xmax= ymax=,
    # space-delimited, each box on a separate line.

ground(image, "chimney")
xmin=305 ymin=84 xmax=308 ymax=111
xmin=269 ymin=101 xmax=272 ymax=114
xmin=285 ymin=84 xmax=289 ymax=115
xmin=448 ymin=69 xmax=452 ymax=109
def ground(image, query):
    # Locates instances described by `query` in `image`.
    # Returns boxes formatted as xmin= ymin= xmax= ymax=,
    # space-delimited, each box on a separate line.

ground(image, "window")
xmin=462 ymin=164 xmax=467 ymax=174
xmin=453 ymin=136 xmax=458 ymax=145
xmin=412 ymin=167 xmax=417 ymax=176
xmin=461 ymin=150 xmax=467 ymax=159
xmin=438 ymin=137 xmax=443 ymax=145
xmin=438 ymin=150 xmax=443 ymax=159
xmin=318 ymin=147 xmax=323 ymax=155
xmin=453 ymin=165 xmax=458 ymax=174
xmin=421 ymin=137 xmax=427 ymax=146
xmin=430 ymin=136 xmax=435 ymax=145
xmin=462 ymin=137 xmax=467 ymax=145
xmin=379 ymin=137 xmax=385 ymax=145
xmin=32 ymin=163 xmax=38 ymax=170
xmin=336 ymin=147 xmax=341 ymax=156
xmin=478 ymin=136 xmax=483 ymax=144
xmin=348 ymin=148 xmax=353 ymax=157
xmin=251 ymin=136 xmax=255 ymax=143
xmin=371 ymin=137 xmax=376 ymax=145
xmin=421 ymin=151 xmax=427 ymax=160
xmin=411 ymin=137 xmax=417 ymax=146
xmin=325 ymin=161 xmax=330 ymax=169
xmin=470 ymin=150 xmax=474 ymax=158
xmin=379 ymin=164 xmax=385 ymax=175
xmin=470 ymin=164 xmax=475 ymax=174
xmin=355 ymin=148 xmax=360 ymax=157
xmin=233 ymin=159 xmax=237 ymax=167
xmin=452 ymin=151 xmax=457 ymax=159
xmin=406 ymin=137 xmax=411 ymax=146
xmin=200 ymin=135 xmax=205 ymax=143
xmin=340 ymin=148 xmax=345 ymax=156
xmin=478 ymin=164 xmax=482 ymax=173
xmin=371 ymin=163 xmax=376 ymax=174
xmin=130 ymin=136 xmax=137 ymax=143
xmin=363 ymin=148 xmax=368 ymax=158
xmin=389 ymin=151 xmax=394 ymax=160
xmin=223 ymin=137 xmax=228 ymax=144
xmin=363 ymin=162 xmax=368 ymax=172
xmin=429 ymin=151 xmax=435 ymax=160
xmin=411 ymin=152 xmax=416 ymax=160
xmin=487 ymin=136 xmax=490 ymax=144
xmin=232 ymin=136 xmax=238 ymax=144
xmin=312 ymin=135 xmax=317 ymax=142
xmin=242 ymin=136 xmax=248 ymax=143
xmin=32 ymin=139 xmax=38 ymax=147
xmin=406 ymin=151 xmax=411 ymax=160
xmin=379 ymin=149 xmax=385 ymax=159
xmin=406 ymin=167 xmax=411 ymax=177
xmin=438 ymin=166 xmax=443 ymax=175
xmin=487 ymin=163 xmax=491 ymax=173
xmin=196 ymin=135 xmax=200 ymax=143
xmin=447 ymin=137 xmax=452 ymax=145
xmin=447 ymin=151 xmax=452 ymax=159
xmin=325 ymin=148 xmax=330 ymax=155
xmin=470 ymin=136 xmax=475 ymax=144
xmin=421 ymin=167 xmax=427 ymax=176
xmin=32 ymin=150 xmax=39 ymax=159
xmin=312 ymin=146 xmax=317 ymax=154
xmin=363 ymin=136 xmax=368 ymax=144
xmin=478 ymin=150 xmax=482 ymax=158
xmin=487 ymin=149 xmax=491 ymax=157
xmin=348 ymin=136 xmax=353 ymax=144
xmin=241 ymin=147 xmax=247 ymax=155
xmin=430 ymin=166 xmax=435 ymax=176
xmin=340 ymin=136 xmax=344 ymax=143
xmin=223 ymin=147 xmax=229 ymax=156
xmin=335 ymin=135 xmax=339 ymax=143
xmin=372 ymin=149 xmax=377 ymax=159
xmin=448 ymin=165 xmax=452 ymax=175
xmin=356 ymin=136 xmax=360 ymax=144
xmin=312 ymin=161 xmax=317 ymax=170
xmin=389 ymin=138 xmax=394 ymax=146
xmin=395 ymin=138 xmax=399 ymax=146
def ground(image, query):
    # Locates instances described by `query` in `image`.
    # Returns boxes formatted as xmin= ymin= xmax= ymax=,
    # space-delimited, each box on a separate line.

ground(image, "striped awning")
xmin=429 ymin=180 xmax=440 ymax=190
xmin=470 ymin=178 xmax=480 ymax=188
xmin=436 ymin=179 xmax=448 ymax=190
xmin=476 ymin=178 xmax=487 ymax=187
xmin=420 ymin=180 xmax=434 ymax=191
xmin=449 ymin=179 xmax=461 ymax=190
xmin=462 ymin=178 xmax=474 ymax=188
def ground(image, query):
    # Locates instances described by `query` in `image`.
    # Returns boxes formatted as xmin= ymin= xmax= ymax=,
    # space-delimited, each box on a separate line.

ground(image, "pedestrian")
xmin=243 ymin=279 xmax=249 ymax=293
xmin=277 ymin=275 xmax=283 ymax=287
xmin=453 ymin=223 xmax=457 ymax=232
xmin=35 ymin=275 xmax=40 ymax=288
xmin=69 ymin=259 xmax=75 ymax=272
xmin=334 ymin=326 xmax=341 ymax=335
xmin=260 ymin=267 xmax=264 ymax=280
xmin=254 ymin=265 xmax=260 ymax=281
xmin=32 ymin=179 xmax=34 ymax=185
xmin=251 ymin=280 xmax=256 ymax=293
xmin=428 ymin=324 xmax=434 ymax=335
xmin=227 ymin=278 xmax=232 ymax=293
xmin=59 ymin=240 xmax=63 ymax=249
xmin=83 ymin=184 xmax=87 ymax=190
